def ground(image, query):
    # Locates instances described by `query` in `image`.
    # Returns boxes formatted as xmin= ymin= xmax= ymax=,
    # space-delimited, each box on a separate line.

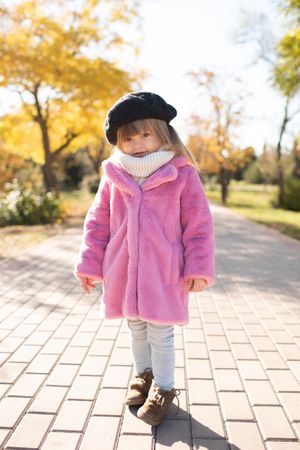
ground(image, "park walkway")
xmin=0 ymin=203 xmax=300 ymax=450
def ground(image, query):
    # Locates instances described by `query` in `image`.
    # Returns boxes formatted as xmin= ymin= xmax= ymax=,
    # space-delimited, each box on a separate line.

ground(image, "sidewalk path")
xmin=0 ymin=203 xmax=300 ymax=450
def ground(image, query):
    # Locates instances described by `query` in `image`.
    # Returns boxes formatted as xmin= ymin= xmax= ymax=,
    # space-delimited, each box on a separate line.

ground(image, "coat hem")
xmin=100 ymin=311 xmax=188 ymax=326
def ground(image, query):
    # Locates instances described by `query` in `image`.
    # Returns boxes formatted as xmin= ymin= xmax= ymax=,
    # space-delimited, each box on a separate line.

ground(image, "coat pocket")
xmin=169 ymin=242 xmax=184 ymax=285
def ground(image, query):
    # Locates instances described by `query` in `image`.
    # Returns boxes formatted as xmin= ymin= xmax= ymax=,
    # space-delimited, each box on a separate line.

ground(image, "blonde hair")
xmin=114 ymin=118 xmax=200 ymax=173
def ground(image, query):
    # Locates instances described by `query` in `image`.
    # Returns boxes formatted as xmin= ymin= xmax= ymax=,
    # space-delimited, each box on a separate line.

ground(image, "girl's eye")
xmin=142 ymin=132 xmax=150 ymax=138
xmin=123 ymin=137 xmax=131 ymax=142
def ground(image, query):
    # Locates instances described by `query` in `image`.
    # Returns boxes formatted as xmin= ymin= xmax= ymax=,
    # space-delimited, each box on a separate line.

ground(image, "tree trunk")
xmin=277 ymin=158 xmax=285 ymax=207
xmin=33 ymin=87 xmax=58 ymax=192
xmin=276 ymin=137 xmax=285 ymax=208
xmin=41 ymin=154 xmax=57 ymax=193
xmin=276 ymin=98 xmax=290 ymax=208
xmin=40 ymin=140 xmax=58 ymax=193
xmin=292 ymin=140 xmax=300 ymax=179
xmin=219 ymin=167 xmax=232 ymax=203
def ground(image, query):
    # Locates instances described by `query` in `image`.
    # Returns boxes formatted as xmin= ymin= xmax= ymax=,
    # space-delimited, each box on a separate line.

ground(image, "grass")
xmin=206 ymin=182 xmax=300 ymax=241
xmin=59 ymin=190 xmax=94 ymax=225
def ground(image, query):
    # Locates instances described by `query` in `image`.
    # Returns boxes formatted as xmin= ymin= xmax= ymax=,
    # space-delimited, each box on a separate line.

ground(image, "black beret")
xmin=104 ymin=91 xmax=177 ymax=145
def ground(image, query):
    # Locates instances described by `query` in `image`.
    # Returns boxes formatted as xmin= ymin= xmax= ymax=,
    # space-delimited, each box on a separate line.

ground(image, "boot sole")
xmin=125 ymin=397 xmax=147 ymax=406
xmin=137 ymin=410 xmax=162 ymax=426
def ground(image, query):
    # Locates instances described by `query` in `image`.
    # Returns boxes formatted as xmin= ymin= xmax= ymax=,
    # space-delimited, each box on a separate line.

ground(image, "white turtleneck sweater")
xmin=110 ymin=148 xmax=176 ymax=185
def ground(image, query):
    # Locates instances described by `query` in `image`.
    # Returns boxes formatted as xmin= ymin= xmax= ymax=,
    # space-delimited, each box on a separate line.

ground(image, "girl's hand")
xmin=186 ymin=277 xmax=207 ymax=292
xmin=76 ymin=274 xmax=98 ymax=294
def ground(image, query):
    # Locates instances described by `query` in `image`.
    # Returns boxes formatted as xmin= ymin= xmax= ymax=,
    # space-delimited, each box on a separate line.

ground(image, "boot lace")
xmin=150 ymin=386 xmax=181 ymax=415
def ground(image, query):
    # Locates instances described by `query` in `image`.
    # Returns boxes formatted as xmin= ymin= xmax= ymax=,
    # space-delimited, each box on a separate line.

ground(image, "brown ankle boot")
xmin=125 ymin=368 xmax=154 ymax=406
xmin=137 ymin=380 xmax=180 ymax=426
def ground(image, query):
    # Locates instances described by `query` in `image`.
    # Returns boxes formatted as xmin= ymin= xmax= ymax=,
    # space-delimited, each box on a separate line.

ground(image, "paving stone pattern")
xmin=0 ymin=204 xmax=300 ymax=449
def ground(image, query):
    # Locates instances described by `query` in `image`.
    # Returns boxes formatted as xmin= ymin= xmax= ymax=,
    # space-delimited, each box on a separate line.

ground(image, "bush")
xmin=281 ymin=178 xmax=300 ymax=211
xmin=243 ymin=160 xmax=265 ymax=184
xmin=0 ymin=182 xmax=62 ymax=226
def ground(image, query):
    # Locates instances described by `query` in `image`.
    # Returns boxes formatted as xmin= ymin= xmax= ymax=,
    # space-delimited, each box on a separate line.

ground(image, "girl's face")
xmin=120 ymin=130 xmax=163 ymax=157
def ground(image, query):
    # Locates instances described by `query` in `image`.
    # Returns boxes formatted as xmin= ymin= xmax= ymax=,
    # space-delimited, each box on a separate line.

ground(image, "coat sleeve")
xmin=180 ymin=167 xmax=215 ymax=287
xmin=73 ymin=175 xmax=111 ymax=280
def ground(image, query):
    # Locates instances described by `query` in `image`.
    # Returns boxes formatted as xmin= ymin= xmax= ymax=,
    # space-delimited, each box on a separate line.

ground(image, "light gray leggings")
xmin=127 ymin=318 xmax=175 ymax=391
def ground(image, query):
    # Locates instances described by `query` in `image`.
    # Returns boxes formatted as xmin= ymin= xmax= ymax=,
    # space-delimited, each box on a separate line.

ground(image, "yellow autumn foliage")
xmin=0 ymin=0 xmax=142 ymax=189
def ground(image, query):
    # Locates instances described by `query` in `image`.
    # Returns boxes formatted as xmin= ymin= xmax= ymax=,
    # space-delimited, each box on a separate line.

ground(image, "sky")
xmin=0 ymin=0 xmax=298 ymax=155
xmin=133 ymin=0 xmax=298 ymax=154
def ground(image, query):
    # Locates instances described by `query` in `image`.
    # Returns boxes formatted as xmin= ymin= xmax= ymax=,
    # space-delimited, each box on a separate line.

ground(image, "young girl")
xmin=74 ymin=91 xmax=215 ymax=426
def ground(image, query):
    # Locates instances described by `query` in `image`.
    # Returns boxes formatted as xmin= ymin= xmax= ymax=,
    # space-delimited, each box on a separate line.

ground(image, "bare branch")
xmin=232 ymin=8 xmax=278 ymax=67
xmin=12 ymin=89 xmax=37 ymax=120
xmin=53 ymin=130 xmax=78 ymax=156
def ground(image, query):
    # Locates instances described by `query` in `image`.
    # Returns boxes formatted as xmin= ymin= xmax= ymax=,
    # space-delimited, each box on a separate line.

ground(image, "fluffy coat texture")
xmin=74 ymin=154 xmax=215 ymax=326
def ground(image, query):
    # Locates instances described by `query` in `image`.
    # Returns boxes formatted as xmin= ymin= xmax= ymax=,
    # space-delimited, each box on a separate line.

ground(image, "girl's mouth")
xmin=134 ymin=152 xmax=148 ymax=157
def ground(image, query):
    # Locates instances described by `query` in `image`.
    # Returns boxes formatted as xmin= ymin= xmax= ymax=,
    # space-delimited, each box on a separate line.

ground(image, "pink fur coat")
xmin=74 ymin=154 xmax=215 ymax=325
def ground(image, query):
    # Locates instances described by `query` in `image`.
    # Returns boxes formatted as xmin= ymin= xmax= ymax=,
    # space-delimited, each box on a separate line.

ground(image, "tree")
xmin=291 ymin=136 xmax=300 ymax=178
xmin=274 ymin=0 xmax=300 ymax=97
xmin=273 ymin=1 xmax=300 ymax=205
xmin=244 ymin=143 xmax=294 ymax=184
xmin=187 ymin=69 xmax=255 ymax=203
xmin=273 ymin=97 xmax=299 ymax=206
xmin=233 ymin=6 xmax=300 ymax=208
xmin=0 ymin=0 xmax=141 ymax=192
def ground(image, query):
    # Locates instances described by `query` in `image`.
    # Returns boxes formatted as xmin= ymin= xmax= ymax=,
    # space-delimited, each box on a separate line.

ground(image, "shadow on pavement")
xmin=128 ymin=405 xmax=241 ymax=450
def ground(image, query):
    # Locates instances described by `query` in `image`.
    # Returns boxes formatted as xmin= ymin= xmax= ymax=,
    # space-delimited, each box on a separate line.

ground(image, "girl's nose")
xmin=132 ymin=137 xmax=143 ymax=147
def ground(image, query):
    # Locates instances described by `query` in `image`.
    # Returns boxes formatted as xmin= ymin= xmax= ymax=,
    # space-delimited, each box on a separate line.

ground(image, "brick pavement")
xmin=0 ymin=203 xmax=300 ymax=450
